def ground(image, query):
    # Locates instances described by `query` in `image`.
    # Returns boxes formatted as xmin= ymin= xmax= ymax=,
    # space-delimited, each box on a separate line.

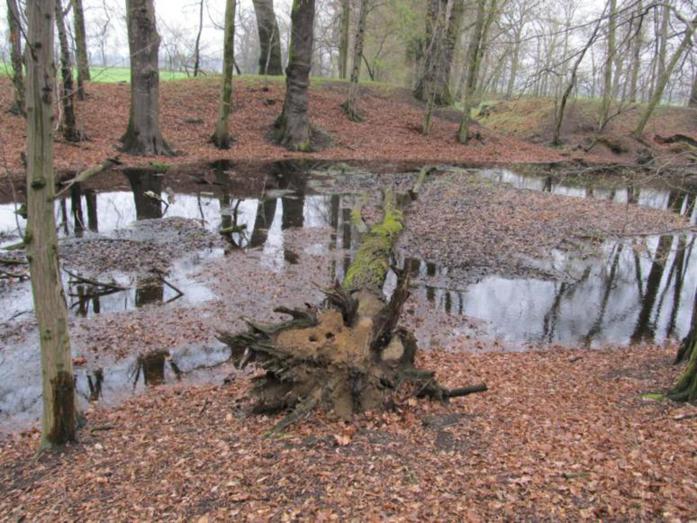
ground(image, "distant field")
xmin=0 ymin=64 xmax=190 ymax=83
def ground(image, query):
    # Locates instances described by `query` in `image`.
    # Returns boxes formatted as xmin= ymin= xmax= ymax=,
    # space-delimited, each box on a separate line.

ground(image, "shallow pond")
xmin=1 ymin=162 xmax=696 ymax=431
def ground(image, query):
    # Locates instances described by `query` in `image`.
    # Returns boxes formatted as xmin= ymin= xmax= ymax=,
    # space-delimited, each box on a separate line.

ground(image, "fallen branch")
xmin=55 ymin=157 xmax=121 ymax=199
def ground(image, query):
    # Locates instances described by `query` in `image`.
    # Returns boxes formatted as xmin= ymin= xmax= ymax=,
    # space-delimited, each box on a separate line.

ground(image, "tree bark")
xmin=212 ymin=0 xmax=236 ymax=149
xmin=414 ymin=0 xmax=462 ymax=106
xmin=252 ymin=0 xmax=284 ymax=75
xmin=71 ymin=0 xmax=91 ymax=100
xmin=689 ymin=68 xmax=697 ymax=108
xmin=338 ymin=0 xmax=350 ymax=79
xmin=55 ymin=0 xmax=82 ymax=142
xmin=628 ymin=0 xmax=644 ymax=103
xmin=457 ymin=0 xmax=489 ymax=143
xmin=274 ymin=0 xmax=317 ymax=151
xmin=341 ymin=0 xmax=368 ymax=121
xmin=670 ymin=330 xmax=697 ymax=402
xmin=6 ymin=0 xmax=25 ymax=115
xmin=598 ymin=0 xmax=617 ymax=131
xmin=26 ymin=0 xmax=77 ymax=449
xmin=193 ymin=0 xmax=205 ymax=77
xmin=634 ymin=16 xmax=697 ymax=137
xmin=121 ymin=0 xmax=173 ymax=156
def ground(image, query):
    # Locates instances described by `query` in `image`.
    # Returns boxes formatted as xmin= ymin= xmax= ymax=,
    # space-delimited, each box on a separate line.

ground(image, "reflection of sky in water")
xmin=414 ymin=234 xmax=697 ymax=347
xmin=2 ymin=170 xmax=697 ymax=347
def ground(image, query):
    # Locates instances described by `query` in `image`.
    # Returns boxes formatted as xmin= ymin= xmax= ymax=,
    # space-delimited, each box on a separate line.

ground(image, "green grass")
xmin=0 ymin=63 xmax=190 ymax=83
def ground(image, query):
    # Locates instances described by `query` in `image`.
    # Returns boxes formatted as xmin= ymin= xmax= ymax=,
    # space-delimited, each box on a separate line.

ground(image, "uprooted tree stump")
xmin=219 ymin=188 xmax=486 ymax=433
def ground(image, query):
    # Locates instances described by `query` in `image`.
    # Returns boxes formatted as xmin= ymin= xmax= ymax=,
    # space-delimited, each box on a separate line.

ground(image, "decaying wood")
xmin=219 ymin=182 xmax=486 ymax=433
xmin=55 ymin=157 xmax=121 ymax=198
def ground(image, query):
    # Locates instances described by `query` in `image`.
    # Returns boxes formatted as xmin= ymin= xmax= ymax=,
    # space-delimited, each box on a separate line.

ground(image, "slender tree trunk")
xmin=6 ymin=0 xmax=25 ymax=115
xmin=26 ymin=0 xmax=77 ymax=449
xmin=629 ymin=0 xmax=644 ymax=103
xmin=212 ymin=0 xmax=236 ymax=149
xmin=341 ymin=0 xmax=368 ymax=121
xmin=338 ymin=0 xmax=350 ymax=79
xmin=634 ymin=16 xmax=697 ymax=137
xmin=193 ymin=0 xmax=205 ymax=77
xmin=71 ymin=0 xmax=90 ymax=100
xmin=553 ymin=15 xmax=603 ymax=145
xmin=598 ymin=0 xmax=617 ymax=131
xmin=55 ymin=0 xmax=82 ymax=142
xmin=657 ymin=2 xmax=670 ymax=81
xmin=505 ymin=31 xmax=521 ymax=99
xmin=252 ymin=0 xmax=284 ymax=75
xmin=274 ymin=0 xmax=317 ymax=151
xmin=421 ymin=0 xmax=450 ymax=133
xmin=689 ymin=69 xmax=697 ymax=108
xmin=457 ymin=0 xmax=489 ymax=143
xmin=440 ymin=0 xmax=464 ymax=103
xmin=121 ymin=0 xmax=173 ymax=156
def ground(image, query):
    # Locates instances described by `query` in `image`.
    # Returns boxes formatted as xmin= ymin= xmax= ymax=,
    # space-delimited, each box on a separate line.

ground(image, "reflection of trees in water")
xmin=126 ymin=170 xmax=164 ymax=220
xmin=631 ymin=235 xmax=674 ymax=343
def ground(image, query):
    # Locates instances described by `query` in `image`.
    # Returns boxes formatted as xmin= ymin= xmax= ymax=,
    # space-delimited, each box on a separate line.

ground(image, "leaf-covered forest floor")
xmin=1 ymin=346 xmax=696 ymax=520
xmin=1 ymin=77 xmax=697 ymax=519
xmin=2 ymin=75 xmax=694 ymax=178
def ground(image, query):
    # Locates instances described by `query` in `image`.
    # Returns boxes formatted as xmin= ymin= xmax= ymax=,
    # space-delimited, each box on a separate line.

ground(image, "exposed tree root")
xmin=219 ymin=188 xmax=485 ymax=432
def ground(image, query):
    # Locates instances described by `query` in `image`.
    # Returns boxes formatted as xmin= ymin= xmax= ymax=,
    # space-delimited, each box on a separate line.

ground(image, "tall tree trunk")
xmin=71 ymin=0 xmax=91 ymax=100
xmin=440 ymin=0 xmax=465 ymax=103
xmin=212 ymin=0 xmax=236 ymax=149
xmin=26 ymin=0 xmax=77 ymax=449
xmin=457 ymin=0 xmax=489 ymax=143
xmin=6 ymin=0 xmax=25 ymax=115
xmin=55 ymin=0 xmax=82 ymax=142
xmin=598 ymin=0 xmax=617 ymax=131
xmin=338 ymin=0 xmax=350 ymax=79
xmin=505 ymin=30 xmax=521 ymax=99
xmin=341 ymin=0 xmax=368 ymax=121
xmin=634 ymin=16 xmax=697 ymax=137
xmin=252 ymin=0 xmax=284 ymax=75
xmin=274 ymin=0 xmax=317 ymax=151
xmin=414 ymin=0 xmax=461 ymax=106
xmin=121 ymin=0 xmax=173 ymax=156
xmin=193 ymin=0 xmax=205 ymax=77
xmin=628 ymin=0 xmax=644 ymax=103
xmin=420 ymin=0 xmax=450 ymax=133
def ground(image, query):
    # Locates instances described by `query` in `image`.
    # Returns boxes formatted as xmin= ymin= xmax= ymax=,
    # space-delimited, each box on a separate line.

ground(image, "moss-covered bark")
xmin=219 ymin=186 xmax=485 ymax=433
xmin=26 ymin=0 xmax=77 ymax=448
xmin=670 ymin=336 xmax=697 ymax=402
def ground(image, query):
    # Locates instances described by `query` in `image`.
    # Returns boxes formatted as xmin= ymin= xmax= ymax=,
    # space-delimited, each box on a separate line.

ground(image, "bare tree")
xmin=71 ymin=0 xmax=91 ymax=99
xmin=6 ymin=0 xmax=25 ymax=115
xmin=26 ymin=0 xmax=78 ymax=449
xmin=252 ymin=0 xmax=284 ymax=75
xmin=274 ymin=0 xmax=318 ymax=151
xmin=689 ymin=66 xmax=697 ymax=108
xmin=121 ymin=0 xmax=174 ymax=156
xmin=341 ymin=0 xmax=369 ymax=121
xmin=55 ymin=0 xmax=82 ymax=142
xmin=634 ymin=15 xmax=696 ymax=137
xmin=212 ymin=0 xmax=236 ymax=148
xmin=338 ymin=0 xmax=350 ymax=79
xmin=598 ymin=0 xmax=617 ymax=131
xmin=193 ymin=0 xmax=204 ymax=76
xmin=458 ymin=0 xmax=497 ymax=143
